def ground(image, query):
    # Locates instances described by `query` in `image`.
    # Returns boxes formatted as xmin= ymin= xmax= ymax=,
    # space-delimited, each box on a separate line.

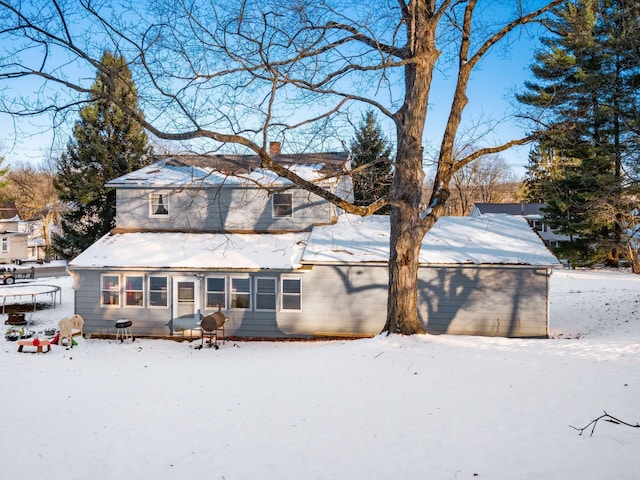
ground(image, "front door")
xmin=172 ymin=276 xmax=201 ymax=334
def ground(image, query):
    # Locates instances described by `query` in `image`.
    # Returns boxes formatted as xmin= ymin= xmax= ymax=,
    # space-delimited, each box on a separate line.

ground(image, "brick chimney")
xmin=269 ymin=141 xmax=281 ymax=155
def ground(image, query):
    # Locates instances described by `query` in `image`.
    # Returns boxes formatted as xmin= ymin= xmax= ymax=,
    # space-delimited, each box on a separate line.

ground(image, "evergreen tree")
xmin=53 ymin=51 xmax=151 ymax=259
xmin=518 ymin=0 xmax=640 ymax=265
xmin=349 ymin=110 xmax=393 ymax=214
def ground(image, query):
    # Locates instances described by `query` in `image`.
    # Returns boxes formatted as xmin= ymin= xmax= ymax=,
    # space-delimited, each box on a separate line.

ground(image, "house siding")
xmin=290 ymin=264 xmax=549 ymax=338
xmin=73 ymin=264 xmax=550 ymax=339
xmin=115 ymin=187 xmax=336 ymax=232
xmin=0 ymin=233 xmax=28 ymax=264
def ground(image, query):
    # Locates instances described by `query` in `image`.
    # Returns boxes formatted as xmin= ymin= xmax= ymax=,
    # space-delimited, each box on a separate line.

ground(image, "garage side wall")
xmin=417 ymin=266 xmax=549 ymax=337
xmin=296 ymin=264 xmax=550 ymax=338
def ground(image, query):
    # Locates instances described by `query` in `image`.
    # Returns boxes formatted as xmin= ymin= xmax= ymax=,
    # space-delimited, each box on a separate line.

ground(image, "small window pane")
xmin=150 ymin=193 xmax=169 ymax=216
xmin=256 ymin=278 xmax=276 ymax=310
xmin=125 ymin=275 xmax=144 ymax=306
xmin=282 ymin=278 xmax=301 ymax=310
xmin=206 ymin=277 xmax=226 ymax=308
xmin=149 ymin=276 xmax=168 ymax=307
xmin=231 ymin=277 xmax=251 ymax=309
xmin=272 ymin=193 xmax=292 ymax=217
xmin=101 ymin=275 xmax=120 ymax=306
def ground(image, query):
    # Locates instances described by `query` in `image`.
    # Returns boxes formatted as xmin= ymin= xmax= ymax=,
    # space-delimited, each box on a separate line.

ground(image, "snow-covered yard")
xmin=1 ymin=269 xmax=639 ymax=479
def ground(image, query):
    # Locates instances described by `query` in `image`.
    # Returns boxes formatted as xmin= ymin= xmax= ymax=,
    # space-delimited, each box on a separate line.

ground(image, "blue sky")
xmin=0 ymin=6 xmax=545 ymax=179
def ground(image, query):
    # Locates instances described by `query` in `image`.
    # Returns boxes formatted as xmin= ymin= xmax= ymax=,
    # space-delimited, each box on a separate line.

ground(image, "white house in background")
xmin=0 ymin=201 xmax=28 ymax=264
xmin=469 ymin=202 xmax=570 ymax=248
xmin=68 ymin=150 xmax=561 ymax=340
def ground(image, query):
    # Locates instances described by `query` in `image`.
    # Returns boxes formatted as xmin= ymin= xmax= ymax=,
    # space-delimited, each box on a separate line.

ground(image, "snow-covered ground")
xmin=1 ymin=269 xmax=639 ymax=480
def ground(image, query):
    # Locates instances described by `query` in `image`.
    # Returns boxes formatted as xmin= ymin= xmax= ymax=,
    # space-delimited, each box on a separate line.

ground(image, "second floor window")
xmin=150 ymin=193 xmax=169 ymax=217
xmin=272 ymin=193 xmax=292 ymax=217
xmin=1 ymin=237 xmax=8 ymax=253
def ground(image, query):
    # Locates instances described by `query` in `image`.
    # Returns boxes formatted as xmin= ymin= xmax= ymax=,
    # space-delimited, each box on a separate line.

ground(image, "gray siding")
xmin=294 ymin=264 xmax=549 ymax=337
xmin=115 ymin=187 xmax=336 ymax=232
xmin=72 ymin=264 xmax=550 ymax=340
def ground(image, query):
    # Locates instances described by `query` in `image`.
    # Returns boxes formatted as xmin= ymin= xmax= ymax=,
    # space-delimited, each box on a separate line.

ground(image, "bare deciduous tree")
xmin=449 ymin=154 xmax=519 ymax=216
xmin=1 ymin=161 xmax=65 ymax=254
xmin=0 ymin=0 xmax=561 ymax=335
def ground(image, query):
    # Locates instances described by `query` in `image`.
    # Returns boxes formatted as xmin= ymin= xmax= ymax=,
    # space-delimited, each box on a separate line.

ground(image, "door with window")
xmin=172 ymin=276 xmax=201 ymax=334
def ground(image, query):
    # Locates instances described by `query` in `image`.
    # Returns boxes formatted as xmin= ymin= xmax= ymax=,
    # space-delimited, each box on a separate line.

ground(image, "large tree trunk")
xmin=386 ymin=207 xmax=426 ymax=334
xmin=382 ymin=3 xmax=437 ymax=335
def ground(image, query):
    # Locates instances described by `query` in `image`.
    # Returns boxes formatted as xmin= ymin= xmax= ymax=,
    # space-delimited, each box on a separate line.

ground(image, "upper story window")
xmin=272 ymin=193 xmax=292 ymax=218
xmin=150 ymin=193 xmax=169 ymax=217
xmin=0 ymin=237 xmax=8 ymax=253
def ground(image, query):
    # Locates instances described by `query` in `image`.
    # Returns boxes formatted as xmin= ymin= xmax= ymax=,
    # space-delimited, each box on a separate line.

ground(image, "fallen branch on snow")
xmin=570 ymin=410 xmax=640 ymax=436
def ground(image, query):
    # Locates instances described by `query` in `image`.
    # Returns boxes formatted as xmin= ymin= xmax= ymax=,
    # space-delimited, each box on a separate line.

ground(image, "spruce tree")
xmin=52 ymin=51 xmax=151 ymax=259
xmin=349 ymin=110 xmax=393 ymax=214
xmin=518 ymin=0 xmax=640 ymax=265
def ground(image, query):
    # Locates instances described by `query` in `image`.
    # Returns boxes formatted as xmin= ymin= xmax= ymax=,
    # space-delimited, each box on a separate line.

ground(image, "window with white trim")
xmin=148 ymin=276 xmax=168 ymax=307
xmin=206 ymin=276 xmax=226 ymax=309
xmin=255 ymin=277 xmax=277 ymax=311
xmin=281 ymin=276 xmax=302 ymax=311
xmin=124 ymin=275 xmax=144 ymax=307
xmin=101 ymin=274 xmax=120 ymax=306
xmin=150 ymin=192 xmax=169 ymax=217
xmin=1 ymin=237 xmax=8 ymax=253
xmin=272 ymin=193 xmax=292 ymax=217
xmin=230 ymin=277 xmax=251 ymax=309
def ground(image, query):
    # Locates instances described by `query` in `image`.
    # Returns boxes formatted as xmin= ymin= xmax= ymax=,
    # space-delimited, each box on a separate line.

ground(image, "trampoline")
xmin=0 ymin=284 xmax=62 ymax=313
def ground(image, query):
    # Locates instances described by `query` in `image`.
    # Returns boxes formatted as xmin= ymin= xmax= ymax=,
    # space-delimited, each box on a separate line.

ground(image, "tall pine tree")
xmin=518 ymin=0 xmax=640 ymax=265
xmin=53 ymin=51 xmax=151 ymax=259
xmin=349 ymin=110 xmax=393 ymax=214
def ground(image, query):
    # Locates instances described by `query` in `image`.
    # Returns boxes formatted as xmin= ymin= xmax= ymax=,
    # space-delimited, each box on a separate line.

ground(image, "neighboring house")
xmin=0 ymin=201 xmax=28 ymax=264
xmin=68 ymin=150 xmax=560 ymax=340
xmin=469 ymin=202 xmax=570 ymax=248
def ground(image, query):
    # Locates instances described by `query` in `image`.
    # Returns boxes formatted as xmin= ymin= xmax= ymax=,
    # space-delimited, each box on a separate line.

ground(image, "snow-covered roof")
xmin=107 ymin=155 xmax=347 ymax=189
xmin=302 ymin=214 xmax=561 ymax=266
xmin=69 ymin=231 xmax=310 ymax=270
xmin=69 ymin=214 xmax=559 ymax=271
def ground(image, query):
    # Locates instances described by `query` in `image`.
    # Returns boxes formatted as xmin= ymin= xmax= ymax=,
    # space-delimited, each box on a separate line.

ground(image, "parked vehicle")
xmin=0 ymin=266 xmax=36 ymax=284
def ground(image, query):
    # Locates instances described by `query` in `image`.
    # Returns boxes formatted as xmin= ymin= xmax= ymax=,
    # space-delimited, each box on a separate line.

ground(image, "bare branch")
xmin=570 ymin=411 xmax=640 ymax=437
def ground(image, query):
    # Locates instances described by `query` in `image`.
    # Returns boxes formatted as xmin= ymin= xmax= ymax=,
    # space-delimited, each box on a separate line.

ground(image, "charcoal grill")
xmin=199 ymin=309 xmax=227 ymax=349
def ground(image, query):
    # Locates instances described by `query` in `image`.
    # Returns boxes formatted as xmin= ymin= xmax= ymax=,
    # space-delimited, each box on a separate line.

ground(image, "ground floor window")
xmin=231 ymin=277 xmax=251 ymax=309
xmin=281 ymin=276 xmax=302 ymax=310
xmin=125 ymin=275 xmax=144 ymax=307
xmin=206 ymin=276 xmax=226 ymax=308
xmin=148 ymin=276 xmax=168 ymax=307
xmin=101 ymin=274 xmax=120 ymax=306
xmin=255 ymin=277 xmax=277 ymax=311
